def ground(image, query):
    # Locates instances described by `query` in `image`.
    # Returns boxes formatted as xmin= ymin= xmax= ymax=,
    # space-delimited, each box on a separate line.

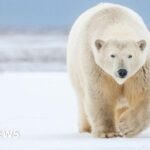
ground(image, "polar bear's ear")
xmin=95 ymin=39 xmax=105 ymax=50
xmin=137 ymin=40 xmax=146 ymax=51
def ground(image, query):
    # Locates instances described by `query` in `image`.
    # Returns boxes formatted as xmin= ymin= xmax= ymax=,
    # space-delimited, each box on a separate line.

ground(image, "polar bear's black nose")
xmin=118 ymin=69 xmax=128 ymax=78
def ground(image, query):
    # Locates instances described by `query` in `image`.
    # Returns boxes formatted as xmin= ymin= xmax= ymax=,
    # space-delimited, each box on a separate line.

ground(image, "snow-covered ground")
xmin=0 ymin=72 xmax=150 ymax=149
xmin=0 ymin=28 xmax=150 ymax=149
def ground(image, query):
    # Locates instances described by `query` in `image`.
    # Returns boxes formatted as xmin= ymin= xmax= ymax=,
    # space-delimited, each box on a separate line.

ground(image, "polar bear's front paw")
xmin=117 ymin=113 xmax=141 ymax=137
xmin=92 ymin=129 xmax=119 ymax=138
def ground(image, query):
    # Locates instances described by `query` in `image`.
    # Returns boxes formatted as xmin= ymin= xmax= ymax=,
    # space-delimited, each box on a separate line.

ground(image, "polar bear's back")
xmin=71 ymin=3 xmax=146 ymax=32
xmin=68 ymin=3 xmax=147 ymax=44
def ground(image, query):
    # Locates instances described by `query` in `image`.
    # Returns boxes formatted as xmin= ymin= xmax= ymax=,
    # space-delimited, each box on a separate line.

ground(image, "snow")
xmin=0 ymin=32 xmax=67 ymax=71
xmin=0 ymin=72 xmax=150 ymax=149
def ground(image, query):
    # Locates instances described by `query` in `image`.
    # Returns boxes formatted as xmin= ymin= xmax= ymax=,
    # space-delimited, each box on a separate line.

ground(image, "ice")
xmin=0 ymin=72 xmax=149 ymax=149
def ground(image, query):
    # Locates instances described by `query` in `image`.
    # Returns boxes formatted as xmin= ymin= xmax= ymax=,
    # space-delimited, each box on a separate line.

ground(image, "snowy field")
xmin=0 ymin=30 xmax=68 ymax=72
xmin=0 ymin=72 xmax=150 ymax=149
xmin=0 ymin=29 xmax=150 ymax=149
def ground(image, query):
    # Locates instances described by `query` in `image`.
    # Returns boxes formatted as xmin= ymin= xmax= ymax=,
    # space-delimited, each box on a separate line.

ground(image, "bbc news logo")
xmin=0 ymin=129 xmax=20 ymax=138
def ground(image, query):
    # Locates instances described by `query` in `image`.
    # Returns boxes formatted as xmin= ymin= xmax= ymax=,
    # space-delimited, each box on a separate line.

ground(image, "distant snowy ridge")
xmin=0 ymin=29 xmax=68 ymax=71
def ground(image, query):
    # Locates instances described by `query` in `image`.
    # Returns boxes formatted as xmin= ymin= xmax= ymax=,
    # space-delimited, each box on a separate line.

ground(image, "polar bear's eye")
xmin=110 ymin=54 xmax=115 ymax=58
xmin=128 ymin=55 xmax=133 ymax=58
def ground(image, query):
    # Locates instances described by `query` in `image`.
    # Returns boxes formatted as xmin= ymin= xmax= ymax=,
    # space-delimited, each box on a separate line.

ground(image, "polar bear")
xmin=67 ymin=3 xmax=150 ymax=138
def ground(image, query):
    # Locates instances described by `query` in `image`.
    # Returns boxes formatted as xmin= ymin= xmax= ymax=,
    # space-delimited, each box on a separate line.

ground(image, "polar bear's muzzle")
xmin=117 ymin=69 xmax=128 ymax=78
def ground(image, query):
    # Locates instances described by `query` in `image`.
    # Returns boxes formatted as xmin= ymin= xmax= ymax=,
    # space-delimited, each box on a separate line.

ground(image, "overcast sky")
xmin=0 ymin=0 xmax=149 ymax=28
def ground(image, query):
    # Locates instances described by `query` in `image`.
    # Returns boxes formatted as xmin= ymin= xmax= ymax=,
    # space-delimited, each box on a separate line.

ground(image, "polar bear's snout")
xmin=117 ymin=69 xmax=128 ymax=78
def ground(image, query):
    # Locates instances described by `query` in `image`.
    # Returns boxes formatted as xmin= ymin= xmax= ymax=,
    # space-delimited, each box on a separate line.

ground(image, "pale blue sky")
xmin=0 ymin=0 xmax=149 ymax=28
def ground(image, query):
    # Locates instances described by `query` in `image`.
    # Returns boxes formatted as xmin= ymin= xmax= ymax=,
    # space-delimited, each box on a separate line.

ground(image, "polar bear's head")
xmin=93 ymin=39 xmax=147 ymax=84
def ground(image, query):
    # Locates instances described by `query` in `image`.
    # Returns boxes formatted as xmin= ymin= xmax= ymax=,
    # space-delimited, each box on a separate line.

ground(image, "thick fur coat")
xmin=67 ymin=3 xmax=150 ymax=137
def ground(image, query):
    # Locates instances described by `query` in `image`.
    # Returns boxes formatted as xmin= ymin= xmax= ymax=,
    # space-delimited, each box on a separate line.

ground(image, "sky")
xmin=0 ymin=0 xmax=150 ymax=28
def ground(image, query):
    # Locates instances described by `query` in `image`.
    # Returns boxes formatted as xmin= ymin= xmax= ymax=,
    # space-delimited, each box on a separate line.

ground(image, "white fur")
xmin=67 ymin=3 xmax=150 ymax=84
xmin=67 ymin=3 xmax=150 ymax=137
